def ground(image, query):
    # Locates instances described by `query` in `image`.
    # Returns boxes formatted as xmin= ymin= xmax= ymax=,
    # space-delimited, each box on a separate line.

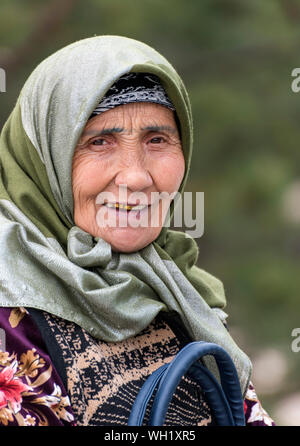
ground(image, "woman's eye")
xmin=91 ymin=138 xmax=108 ymax=146
xmin=149 ymin=136 xmax=165 ymax=144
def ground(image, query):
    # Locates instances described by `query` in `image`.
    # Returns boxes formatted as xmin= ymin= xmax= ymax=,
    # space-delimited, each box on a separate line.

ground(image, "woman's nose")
xmin=114 ymin=166 xmax=153 ymax=191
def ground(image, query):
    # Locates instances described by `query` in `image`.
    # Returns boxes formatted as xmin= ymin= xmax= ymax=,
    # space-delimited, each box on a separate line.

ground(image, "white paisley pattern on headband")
xmin=90 ymin=72 xmax=175 ymax=117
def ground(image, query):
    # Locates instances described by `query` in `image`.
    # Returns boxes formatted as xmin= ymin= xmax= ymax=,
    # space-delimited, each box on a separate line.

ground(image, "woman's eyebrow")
xmin=141 ymin=125 xmax=177 ymax=134
xmin=82 ymin=125 xmax=177 ymax=138
xmin=82 ymin=127 xmax=124 ymax=137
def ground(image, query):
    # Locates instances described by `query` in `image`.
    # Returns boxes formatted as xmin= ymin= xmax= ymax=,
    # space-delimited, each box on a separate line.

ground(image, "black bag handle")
xmin=128 ymin=341 xmax=245 ymax=426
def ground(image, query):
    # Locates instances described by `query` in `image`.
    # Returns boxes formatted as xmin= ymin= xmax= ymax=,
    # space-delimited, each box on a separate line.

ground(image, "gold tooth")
xmin=116 ymin=203 xmax=132 ymax=210
xmin=106 ymin=202 xmax=136 ymax=210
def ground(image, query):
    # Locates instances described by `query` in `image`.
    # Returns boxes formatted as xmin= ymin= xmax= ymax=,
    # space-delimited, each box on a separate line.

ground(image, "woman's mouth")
xmin=104 ymin=202 xmax=148 ymax=212
xmin=97 ymin=201 xmax=152 ymax=227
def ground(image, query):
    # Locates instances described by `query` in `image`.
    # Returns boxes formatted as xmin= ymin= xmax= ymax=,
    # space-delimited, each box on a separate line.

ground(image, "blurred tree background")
xmin=1 ymin=0 xmax=300 ymax=425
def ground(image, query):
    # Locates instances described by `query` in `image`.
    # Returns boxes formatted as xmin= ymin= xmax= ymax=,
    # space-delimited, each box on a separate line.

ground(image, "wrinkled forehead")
xmin=79 ymin=102 xmax=180 ymax=140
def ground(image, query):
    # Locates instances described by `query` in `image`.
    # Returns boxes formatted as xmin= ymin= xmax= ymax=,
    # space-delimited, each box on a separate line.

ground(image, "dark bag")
xmin=128 ymin=341 xmax=245 ymax=426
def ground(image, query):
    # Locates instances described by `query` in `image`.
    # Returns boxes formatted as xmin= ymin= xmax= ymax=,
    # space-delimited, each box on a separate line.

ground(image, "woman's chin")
xmin=103 ymin=227 xmax=160 ymax=253
xmin=75 ymin=217 xmax=162 ymax=252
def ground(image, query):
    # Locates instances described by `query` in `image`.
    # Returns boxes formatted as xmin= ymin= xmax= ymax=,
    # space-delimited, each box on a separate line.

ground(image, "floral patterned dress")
xmin=0 ymin=307 xmax=274 ymax=426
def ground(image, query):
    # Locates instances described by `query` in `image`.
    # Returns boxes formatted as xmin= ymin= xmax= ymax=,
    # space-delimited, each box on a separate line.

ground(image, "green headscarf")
xmin=0 ymin=36 xmax=251 ymax=394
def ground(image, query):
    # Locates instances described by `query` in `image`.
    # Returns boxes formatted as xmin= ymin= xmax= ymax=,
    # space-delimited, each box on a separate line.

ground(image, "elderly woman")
xmin=0 ymin=36 xmax=274 ymax=426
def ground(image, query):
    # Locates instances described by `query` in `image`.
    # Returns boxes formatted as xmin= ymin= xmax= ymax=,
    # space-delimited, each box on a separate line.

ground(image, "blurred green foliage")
xmin=1 ymin=0 xmax=300 ymax=421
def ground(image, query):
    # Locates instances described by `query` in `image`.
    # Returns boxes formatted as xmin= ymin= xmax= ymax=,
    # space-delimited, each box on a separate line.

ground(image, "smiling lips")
xmin=104 ymin=202 xmax=149 ymax=211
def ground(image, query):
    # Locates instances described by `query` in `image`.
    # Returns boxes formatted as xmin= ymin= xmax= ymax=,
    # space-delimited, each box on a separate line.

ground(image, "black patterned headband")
xmin=90 ymin=72 xmax=175 ymax=118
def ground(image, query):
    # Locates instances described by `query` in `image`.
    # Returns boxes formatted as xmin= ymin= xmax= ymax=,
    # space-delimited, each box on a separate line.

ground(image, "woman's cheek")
xmin=72 ymin=154 xmax=102 ymax=194
xmin=156 ymin=154 xmax=185 ymax=192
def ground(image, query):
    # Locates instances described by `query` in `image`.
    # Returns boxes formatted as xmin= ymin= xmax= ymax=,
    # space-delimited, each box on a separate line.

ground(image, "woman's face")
xmin=72 ymin=102 xmax=185 ymax=253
